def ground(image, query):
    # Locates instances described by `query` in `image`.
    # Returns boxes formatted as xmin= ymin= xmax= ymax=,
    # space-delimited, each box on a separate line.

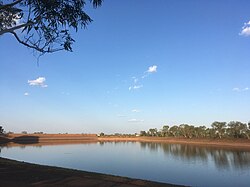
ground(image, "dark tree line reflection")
xmin=140 ymin=142 xmax=250 ymax=170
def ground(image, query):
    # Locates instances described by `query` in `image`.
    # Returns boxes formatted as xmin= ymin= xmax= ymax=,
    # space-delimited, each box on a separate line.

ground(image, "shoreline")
xmin=0 ymin=157 xmax=182 ymax=187
xmin=1 ymin=134 xmax=250 ymax=149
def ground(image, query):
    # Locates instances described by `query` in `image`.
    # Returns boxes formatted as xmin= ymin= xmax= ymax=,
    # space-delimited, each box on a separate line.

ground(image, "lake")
xmin=1 ymin=142 xmax=250 ymax=186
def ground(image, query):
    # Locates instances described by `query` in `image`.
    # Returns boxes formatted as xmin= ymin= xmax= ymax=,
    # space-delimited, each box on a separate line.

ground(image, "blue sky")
xmin=1 ymin=0 xmax=250 ymax=134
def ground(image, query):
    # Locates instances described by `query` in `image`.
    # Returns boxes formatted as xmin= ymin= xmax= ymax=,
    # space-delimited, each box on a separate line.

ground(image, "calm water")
xmin=1 ymin=142 xmax=250 ymax=186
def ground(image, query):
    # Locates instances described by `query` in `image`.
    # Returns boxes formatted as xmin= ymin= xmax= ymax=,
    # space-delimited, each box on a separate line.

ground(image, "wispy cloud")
xmin=28 ymin=77 xmax=48 ymax=88
xmin=129 ymin=85 xmax=143 ymax=91
xmin=147 ymin=65 xmax=157 ymax=73
xmin=232 ymin=87 xmax=249 ymax=92
xmin=117 ymin=114 xmax=127 ymax=118
xmin=131 ymin=109 xmax=140 ymax=113
xmin=142 ymin=65 xmax=158 ymax=79
xmin=240 ymin=21 xmax=250 ymax=36
xmin=24 ymin=92 xmax=29 ymax=96
xmin=132 ymin=77 xmax=138 ymax=84
xmin=128 ymin=119 xmax=144 ymax=123
xmin=61 ymin=91 xmax=70 ymax=95
xmin=129 ymin=65 xmax=157 ymax=91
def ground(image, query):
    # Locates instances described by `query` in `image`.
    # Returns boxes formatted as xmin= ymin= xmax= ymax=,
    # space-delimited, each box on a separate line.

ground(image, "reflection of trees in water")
xmin=98 ymin=141 xmax=137 ymax=146
xmin=210 ymin=150 xmax=229 ymax=170
xmin=20 ymin=145 xmax=26 ymax=149
xmin=140 ymin=143 xmax=208 ymax=162
xmin=231 ymin=151 xmax=250 ymax=170
xmin=140 ymin=142 xmax=250 ymax=170
xmin=34 ymin=145 xmax=42 ymax=148
xmin=140 ymin=142 xmax=160 ymax=153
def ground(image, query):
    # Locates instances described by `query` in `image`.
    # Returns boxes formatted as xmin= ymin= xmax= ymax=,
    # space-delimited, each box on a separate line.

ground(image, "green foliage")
xmin=211 ymin=121 xmax=226 ymax=139
xmin=99 ymin=132 xmax=104 ymax=136
xmin=140 ymin=131 xmax=147 ymax=136
xmin=0 ymin=126 xmax=3 ymax=134
xmin=34 ymin=131 xmax=43 ymax=134
xmin=142 ymin=121 xmax=250 ymax=139
xmin=161 ymin=125 xmax=169 ymax=137
xmin=0 ymin=0 xmax=103 ymax=54
xmin=227 ymin=121 xmax=248 ymax=138
xmin=148 ymin=128 xmax=158 ymax=136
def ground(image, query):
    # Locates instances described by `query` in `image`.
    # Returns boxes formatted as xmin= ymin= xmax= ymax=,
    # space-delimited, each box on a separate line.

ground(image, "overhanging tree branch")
xmin=0 ymin=0 xmax=103 ymax=54
xmin=0 ymin=21 xmax=34 ymax=35
xmin=10 ymin=31 xmax=64 ymax=53
xmin=0 ymin=0 xmax=23 ymax=10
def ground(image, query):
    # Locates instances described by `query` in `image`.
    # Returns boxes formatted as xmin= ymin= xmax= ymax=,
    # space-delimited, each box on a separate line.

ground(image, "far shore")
xmin=1 ymin=133 xmax=250 ymax=149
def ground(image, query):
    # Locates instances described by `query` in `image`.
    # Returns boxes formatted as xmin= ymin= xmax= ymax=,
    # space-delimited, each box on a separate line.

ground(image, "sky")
xmin=1 ymin=0 xmax=250 ymax=134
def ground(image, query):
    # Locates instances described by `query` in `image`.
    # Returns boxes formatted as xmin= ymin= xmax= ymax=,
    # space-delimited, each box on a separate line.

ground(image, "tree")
xmin=161 ymin=125 xmax=169 ymax=137
xmin=0 ymin=0 xmax=103 ymax=54
xmin=148 ymin=128 xmax=158 ymax=137
xmin=99 ymin=132 xmax=104 ymax=136
xmin=227 ymin=121 xmax=248 ymax=138
xmin=0 ymin=126 xmax=3 ymax=134
xmin=140 ymin=131 xmax=147 ymax=136
xmin=196 ymin=126 xmax=206 ymax=138
xmin=169 ymin=125 xmax=179 ymax=137
xmin=211 ymin=121 xmax=226 ymax=139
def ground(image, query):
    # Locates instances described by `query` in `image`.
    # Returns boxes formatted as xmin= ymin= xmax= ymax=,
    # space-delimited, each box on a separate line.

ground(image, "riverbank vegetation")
xmin=140 ymin=121 xmax=250 ymax=139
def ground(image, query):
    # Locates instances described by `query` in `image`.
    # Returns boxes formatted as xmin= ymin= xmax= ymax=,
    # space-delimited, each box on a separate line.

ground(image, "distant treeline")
xmin=140 ymin=121 xmax=250 ymax=139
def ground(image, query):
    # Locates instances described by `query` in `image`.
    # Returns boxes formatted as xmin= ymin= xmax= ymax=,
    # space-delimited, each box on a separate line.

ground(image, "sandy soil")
xmin=0 ymin=157 xmax=182 ymax=187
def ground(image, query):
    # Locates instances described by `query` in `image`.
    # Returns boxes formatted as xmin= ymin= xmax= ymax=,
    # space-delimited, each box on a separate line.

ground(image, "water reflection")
xmin=140 ymin=142 xmax=250 ymax=170
xmin=1 ymin=141 xmax=250 ymax=186
xmin=1 ymin=141 xmax=250 ymax=172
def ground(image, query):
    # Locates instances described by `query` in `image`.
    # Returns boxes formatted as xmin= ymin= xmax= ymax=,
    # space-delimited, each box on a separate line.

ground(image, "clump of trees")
xmin=140 ymin=121 xmax=250 ymax=139
xmin=34 ymin=131 xmax=43 ymax=134
xmin=98 ymin=132 xmax=137 ymax=137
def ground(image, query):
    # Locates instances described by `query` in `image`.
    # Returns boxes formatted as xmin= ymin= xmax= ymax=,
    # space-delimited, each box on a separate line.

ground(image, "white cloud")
xmin=28 ymin=77 xmax=48 ymax=88
xmin=232 ymin=87 xmax=240 ymax=92
xmin=132 ymin=77 xmax=138 ymax=84
xmin=133 ymin=85 xmax=143 ymax=89
xmin=147 ymin=65 xmax=157 ymax=73
xmin=142 ymin=65 xmax=158 ymax=79
xmin=61 ymin=91 xmax=70 ymax=95
xmin=129 ymin=85 xmax=143 ymax=91
xmin=132 ymin=109 xmax=140 ymax=113
xmin=24 ymin=92 xmax=29 ymax=96
xmin=129 ymin=65 xmax=157 ymax=91
xmin=128 ymin=119 xmax=144 ymax=123
xmin=240 ymin=27 xmax=250 ymax=36
xmin=240 ymin=21 xmax=250 ymax=36
xmin=232 ymin=87 xmax=249 ymax=92
xmin=117 ymin=114 xmax=127 ymax=117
